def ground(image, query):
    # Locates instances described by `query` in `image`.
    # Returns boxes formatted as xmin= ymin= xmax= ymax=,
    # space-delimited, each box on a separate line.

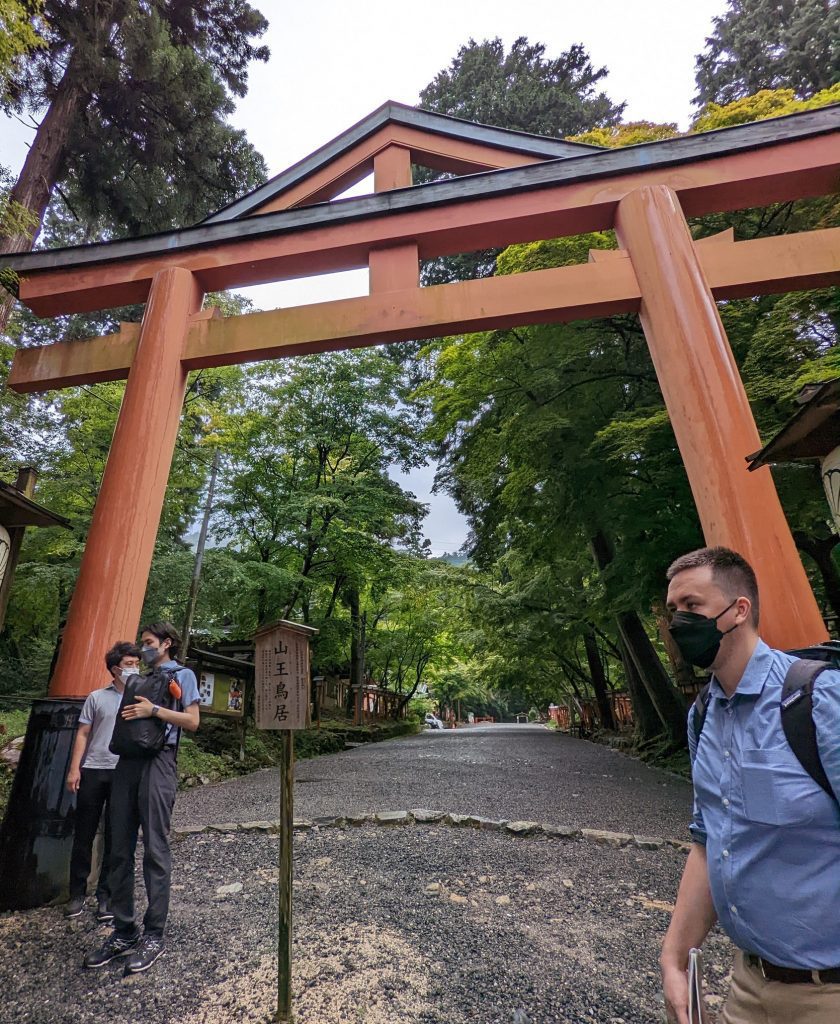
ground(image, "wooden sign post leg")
xmin=277 ymin=730 xmax=294 ymax=1023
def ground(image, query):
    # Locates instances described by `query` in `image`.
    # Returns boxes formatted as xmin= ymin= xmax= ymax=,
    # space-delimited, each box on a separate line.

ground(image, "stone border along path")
xmin=173 ymin=808 xmax=693 ymax=852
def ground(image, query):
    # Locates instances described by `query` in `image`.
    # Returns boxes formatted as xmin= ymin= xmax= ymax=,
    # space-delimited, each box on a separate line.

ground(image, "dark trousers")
xmin=68 ymin=768 xmax=113 ymax=900
xmin=108 ymin=746 xmax=177 ymax=938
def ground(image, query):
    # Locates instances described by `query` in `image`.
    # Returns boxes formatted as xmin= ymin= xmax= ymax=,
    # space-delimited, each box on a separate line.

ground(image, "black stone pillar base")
xmin=0 ymin=699 xmax=82 ymax=910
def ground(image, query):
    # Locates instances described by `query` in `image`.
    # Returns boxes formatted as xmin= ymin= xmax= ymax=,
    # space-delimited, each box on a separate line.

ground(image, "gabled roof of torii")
xmin=1 ymin=103 xmax=838 ymax=307
xmin=202 ymin=100 xmax=604 ymax=224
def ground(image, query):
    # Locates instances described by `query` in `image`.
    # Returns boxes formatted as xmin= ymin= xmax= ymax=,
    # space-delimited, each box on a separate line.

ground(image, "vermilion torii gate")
xmin=1 ymin=101 xmax=839 ymax=905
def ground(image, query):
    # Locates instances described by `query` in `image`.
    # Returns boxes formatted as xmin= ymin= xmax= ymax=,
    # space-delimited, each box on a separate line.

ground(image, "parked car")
xmin=424 ymin=713 xmax=445 ymax=730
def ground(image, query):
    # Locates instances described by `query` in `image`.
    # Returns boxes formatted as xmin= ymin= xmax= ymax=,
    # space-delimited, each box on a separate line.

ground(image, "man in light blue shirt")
xmin=84 ymin=621 xmax=200 ymax=976
xmin=64 ymin=641 xmax=141 ymax=922
xmin=661 ymin=547 xmax=840 ymax=1024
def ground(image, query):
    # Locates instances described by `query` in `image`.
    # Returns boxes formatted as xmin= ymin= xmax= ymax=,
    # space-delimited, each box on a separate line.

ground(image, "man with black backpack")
xmin=84 ymin=622 xmax=200 ymax=975
xmin=660 ymin=547 xmax=840 ymax=1024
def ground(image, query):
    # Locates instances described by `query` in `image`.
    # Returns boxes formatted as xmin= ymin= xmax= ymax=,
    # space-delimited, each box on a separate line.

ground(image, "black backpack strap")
xmin=781 ymin=659 xmax=836 ymax=802
xmin=692 ymin=682 xmax=712 ymax=750
xmin=163 ymin=666 xmax=185 ymax=752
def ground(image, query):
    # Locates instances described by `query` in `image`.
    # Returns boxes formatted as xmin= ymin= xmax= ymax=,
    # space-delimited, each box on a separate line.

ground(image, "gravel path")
xmin=0 ymin=825 xmax=732 ymax=1024
xmin=0 ymin=724 xmax=717 ymax=1022
xmin=175 ymin=725 xmax=694 ymax=841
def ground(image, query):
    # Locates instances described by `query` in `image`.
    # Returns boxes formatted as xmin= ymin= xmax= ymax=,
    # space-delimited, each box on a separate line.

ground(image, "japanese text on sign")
xmin=255 ymin=624 xmax=312 ymax=730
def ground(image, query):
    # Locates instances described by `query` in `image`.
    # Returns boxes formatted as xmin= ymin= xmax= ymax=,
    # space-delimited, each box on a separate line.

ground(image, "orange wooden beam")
xmin=9 ymin=258 xmax=639 ymax=392
xmin=369 ymin=146 xmax=418 ymax=293
xmin=10 ymin=225 xmax=840 ymax=394
xmin=15 ymin=133 xmax=840 ymax=317
xmin=249 ymin=123 xmax=546 ymax=215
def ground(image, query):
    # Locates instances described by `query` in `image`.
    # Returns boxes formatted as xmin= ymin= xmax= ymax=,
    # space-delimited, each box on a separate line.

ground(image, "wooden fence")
xmin=549 ymin=679 xmax=705 ymax=735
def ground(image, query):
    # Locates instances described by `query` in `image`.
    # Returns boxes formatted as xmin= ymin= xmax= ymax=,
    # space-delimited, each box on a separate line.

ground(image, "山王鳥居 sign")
xmin=254 ymin=620 xmax=318 ymax=730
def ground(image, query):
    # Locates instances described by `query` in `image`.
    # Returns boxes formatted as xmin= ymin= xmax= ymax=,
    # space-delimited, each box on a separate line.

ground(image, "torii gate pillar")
xmin=615 ymin=185 xmax=827 ymax=647
xmin=0 ymin=267 xmax=202 ymax=910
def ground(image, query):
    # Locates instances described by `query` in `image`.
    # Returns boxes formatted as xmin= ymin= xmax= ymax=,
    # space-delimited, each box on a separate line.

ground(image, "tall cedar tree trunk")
xmin=590 ymin=531 xmax=687 ymax=748
xmin=0 ymin=50 xmax=92 ymax=332
xmin=583 ymin=627 xmax=616 ymax=730
xmin=616 ymin=636 xmax=661 ymax=741
xmin=793 ymin=531 xmax=840 ymax=626
xmin=614 ymin=609 xmax=687 ymax=748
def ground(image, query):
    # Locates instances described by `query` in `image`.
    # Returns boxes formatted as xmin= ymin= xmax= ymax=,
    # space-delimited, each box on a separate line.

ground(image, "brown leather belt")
xmin=745 ymin=953 xmax=840 ymax=985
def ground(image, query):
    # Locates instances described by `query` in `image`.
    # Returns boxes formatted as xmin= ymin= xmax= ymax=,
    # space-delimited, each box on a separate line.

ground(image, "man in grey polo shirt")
xmin=65 ymin=641 xmax=141 ymax=921
xmin=85 ymin=621 xmax=200 ymax=975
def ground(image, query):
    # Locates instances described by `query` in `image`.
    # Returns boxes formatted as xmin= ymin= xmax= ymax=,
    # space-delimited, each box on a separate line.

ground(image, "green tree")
xmin=0 ymin=1 xmax=43 ymax=85
xmin=215 ymin=349 xmax=431 ymax=633
xmin=694 ymin=0 xmax=840 ymax=107
xmin=0 ymin=0 xmax=269 ymax=329
xmin=416 ymin=36 xmax=624 ymax=285
xmin=419 ymin=36 xmax=624 ymax=137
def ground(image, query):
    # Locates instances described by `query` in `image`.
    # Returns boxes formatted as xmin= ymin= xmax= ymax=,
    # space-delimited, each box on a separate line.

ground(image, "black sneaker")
xmin=83 ymin=932 xmax=139 ymax=968
xmin=96 ymin=900 xmax=114 ymax=924
xmin=64 ymin=896 xmax=86 ymax=919
xmin=123 ymin=934 xmax=166 ymax=975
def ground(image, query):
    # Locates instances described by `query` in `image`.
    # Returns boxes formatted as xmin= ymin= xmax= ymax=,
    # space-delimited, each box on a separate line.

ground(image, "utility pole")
xmin=182 ymin=450 xmax=220 ymax=648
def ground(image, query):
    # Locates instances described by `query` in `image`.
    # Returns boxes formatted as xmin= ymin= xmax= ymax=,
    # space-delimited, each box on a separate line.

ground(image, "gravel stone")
xmin=543 ymin=825 xmax=581 ymax=840
xmin=506 ymin=821 xmax=542 ymax=836
xmin=0 ymin=724 xmax=717 ymax=1023
xmin=633 ymin=835 xmax=666 ymax=850
xmin=410 ymin=808 xmax=445 ymax=823
xmin=443 ymin=812 xmax=472 ymax=827
xmin=581 ymin=829 xmax=633 ymax=848
xmin=375 ymin=810 xmax=409 ymax=826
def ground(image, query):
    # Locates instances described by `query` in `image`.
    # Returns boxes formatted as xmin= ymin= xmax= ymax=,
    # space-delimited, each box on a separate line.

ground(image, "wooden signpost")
xmin=254 ymin=619 xmax=318 ymax=1024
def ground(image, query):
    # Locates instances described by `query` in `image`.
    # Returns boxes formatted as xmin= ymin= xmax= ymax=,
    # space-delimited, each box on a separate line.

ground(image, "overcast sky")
xmin=1 ymin=0 xmax=727 ymax=555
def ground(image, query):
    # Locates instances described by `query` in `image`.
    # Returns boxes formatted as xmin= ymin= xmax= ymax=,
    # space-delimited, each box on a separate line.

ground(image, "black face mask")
xmin=668 ymin=599 xmax=738 ymax=669
xmin=141 ymin=646 xmax=160 ymax=667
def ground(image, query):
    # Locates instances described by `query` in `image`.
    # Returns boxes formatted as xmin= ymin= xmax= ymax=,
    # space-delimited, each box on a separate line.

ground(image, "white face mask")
xmin=120 ymin=667 xmax=137 ymax=682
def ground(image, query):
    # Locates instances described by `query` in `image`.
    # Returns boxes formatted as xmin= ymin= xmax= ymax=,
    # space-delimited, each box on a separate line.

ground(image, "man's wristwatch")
xmin=152 ymin=704 xmax=160 ymax=717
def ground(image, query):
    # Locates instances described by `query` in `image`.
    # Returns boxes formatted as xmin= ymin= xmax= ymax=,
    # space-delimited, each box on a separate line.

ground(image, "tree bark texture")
xmin=583 ymin=626 xmax=616 ymax=730
xmin=590 ymin=530 xmax=687 ymax=747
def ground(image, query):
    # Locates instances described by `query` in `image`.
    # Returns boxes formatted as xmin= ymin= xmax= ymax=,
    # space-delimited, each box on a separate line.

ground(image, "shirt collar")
xmin=709 ymin=637 xmax=773 ymax=700
xmin=160 ymin=659 xmax=179 ymax=669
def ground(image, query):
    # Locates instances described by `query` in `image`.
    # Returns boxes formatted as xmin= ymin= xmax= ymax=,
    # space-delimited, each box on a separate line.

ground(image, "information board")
xmin=254 ymin=621 xmax=315 ymax=730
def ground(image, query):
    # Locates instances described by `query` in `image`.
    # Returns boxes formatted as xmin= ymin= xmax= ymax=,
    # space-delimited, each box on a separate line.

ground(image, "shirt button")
xmin=723 ymin=849 xmax=730 ymax=858
xmin=724 ymin=751 xmax=730 ymax=758
xmin=730 ymin=905 xmax=738 ymax=915
xmin=723 ymin=798 xmax=730 ymax=807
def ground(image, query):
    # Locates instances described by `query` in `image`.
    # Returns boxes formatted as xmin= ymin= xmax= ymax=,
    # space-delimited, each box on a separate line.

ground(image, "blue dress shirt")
xmin=688 ymin=639 xmax=840 ymax=969
xmin=160 ymin=659 xmax=200 ymax=746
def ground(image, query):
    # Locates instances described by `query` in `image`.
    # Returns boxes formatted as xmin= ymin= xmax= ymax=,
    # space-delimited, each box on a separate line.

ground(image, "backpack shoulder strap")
xmin=781 ymin=659 xmax=836 ymax=803
xmin=692 ymin=682 xmax=712 ymax=749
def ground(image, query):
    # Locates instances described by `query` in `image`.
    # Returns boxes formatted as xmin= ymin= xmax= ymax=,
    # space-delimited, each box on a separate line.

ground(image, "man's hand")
xmin=121 ymin=695 xmax=155 ymax=720
xmin=662 ymin=962 xmax=689 ymax=1024
xmin=66 ymin=766 xmax=81 ymax=793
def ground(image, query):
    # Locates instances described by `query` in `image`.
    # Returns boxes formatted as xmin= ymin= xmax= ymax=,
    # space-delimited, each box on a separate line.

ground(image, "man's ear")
xmin=736 ymin=596 xmax=752 ymax=624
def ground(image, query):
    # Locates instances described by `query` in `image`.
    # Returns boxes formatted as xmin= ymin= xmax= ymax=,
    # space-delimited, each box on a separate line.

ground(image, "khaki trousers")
xmin=721 ymin=951 xmax=840 ymax=1024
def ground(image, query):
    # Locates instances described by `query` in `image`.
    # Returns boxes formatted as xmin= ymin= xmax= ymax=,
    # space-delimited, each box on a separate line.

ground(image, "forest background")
xmin=1 ymin=0 xmax=839 ymax=757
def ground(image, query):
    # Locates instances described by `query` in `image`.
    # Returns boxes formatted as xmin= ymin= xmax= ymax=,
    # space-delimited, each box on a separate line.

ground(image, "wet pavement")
xmin=175 ymin=724 xmax=694 ymax=841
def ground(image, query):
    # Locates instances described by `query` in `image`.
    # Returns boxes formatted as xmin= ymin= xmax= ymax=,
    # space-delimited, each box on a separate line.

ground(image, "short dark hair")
xmin=139 ymin=621 xmax=182 ymax=658
xmin=666 ymin=546 xmax=759 ymax=626
xmin=105 ymin=641 xmax=141 ymax=672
